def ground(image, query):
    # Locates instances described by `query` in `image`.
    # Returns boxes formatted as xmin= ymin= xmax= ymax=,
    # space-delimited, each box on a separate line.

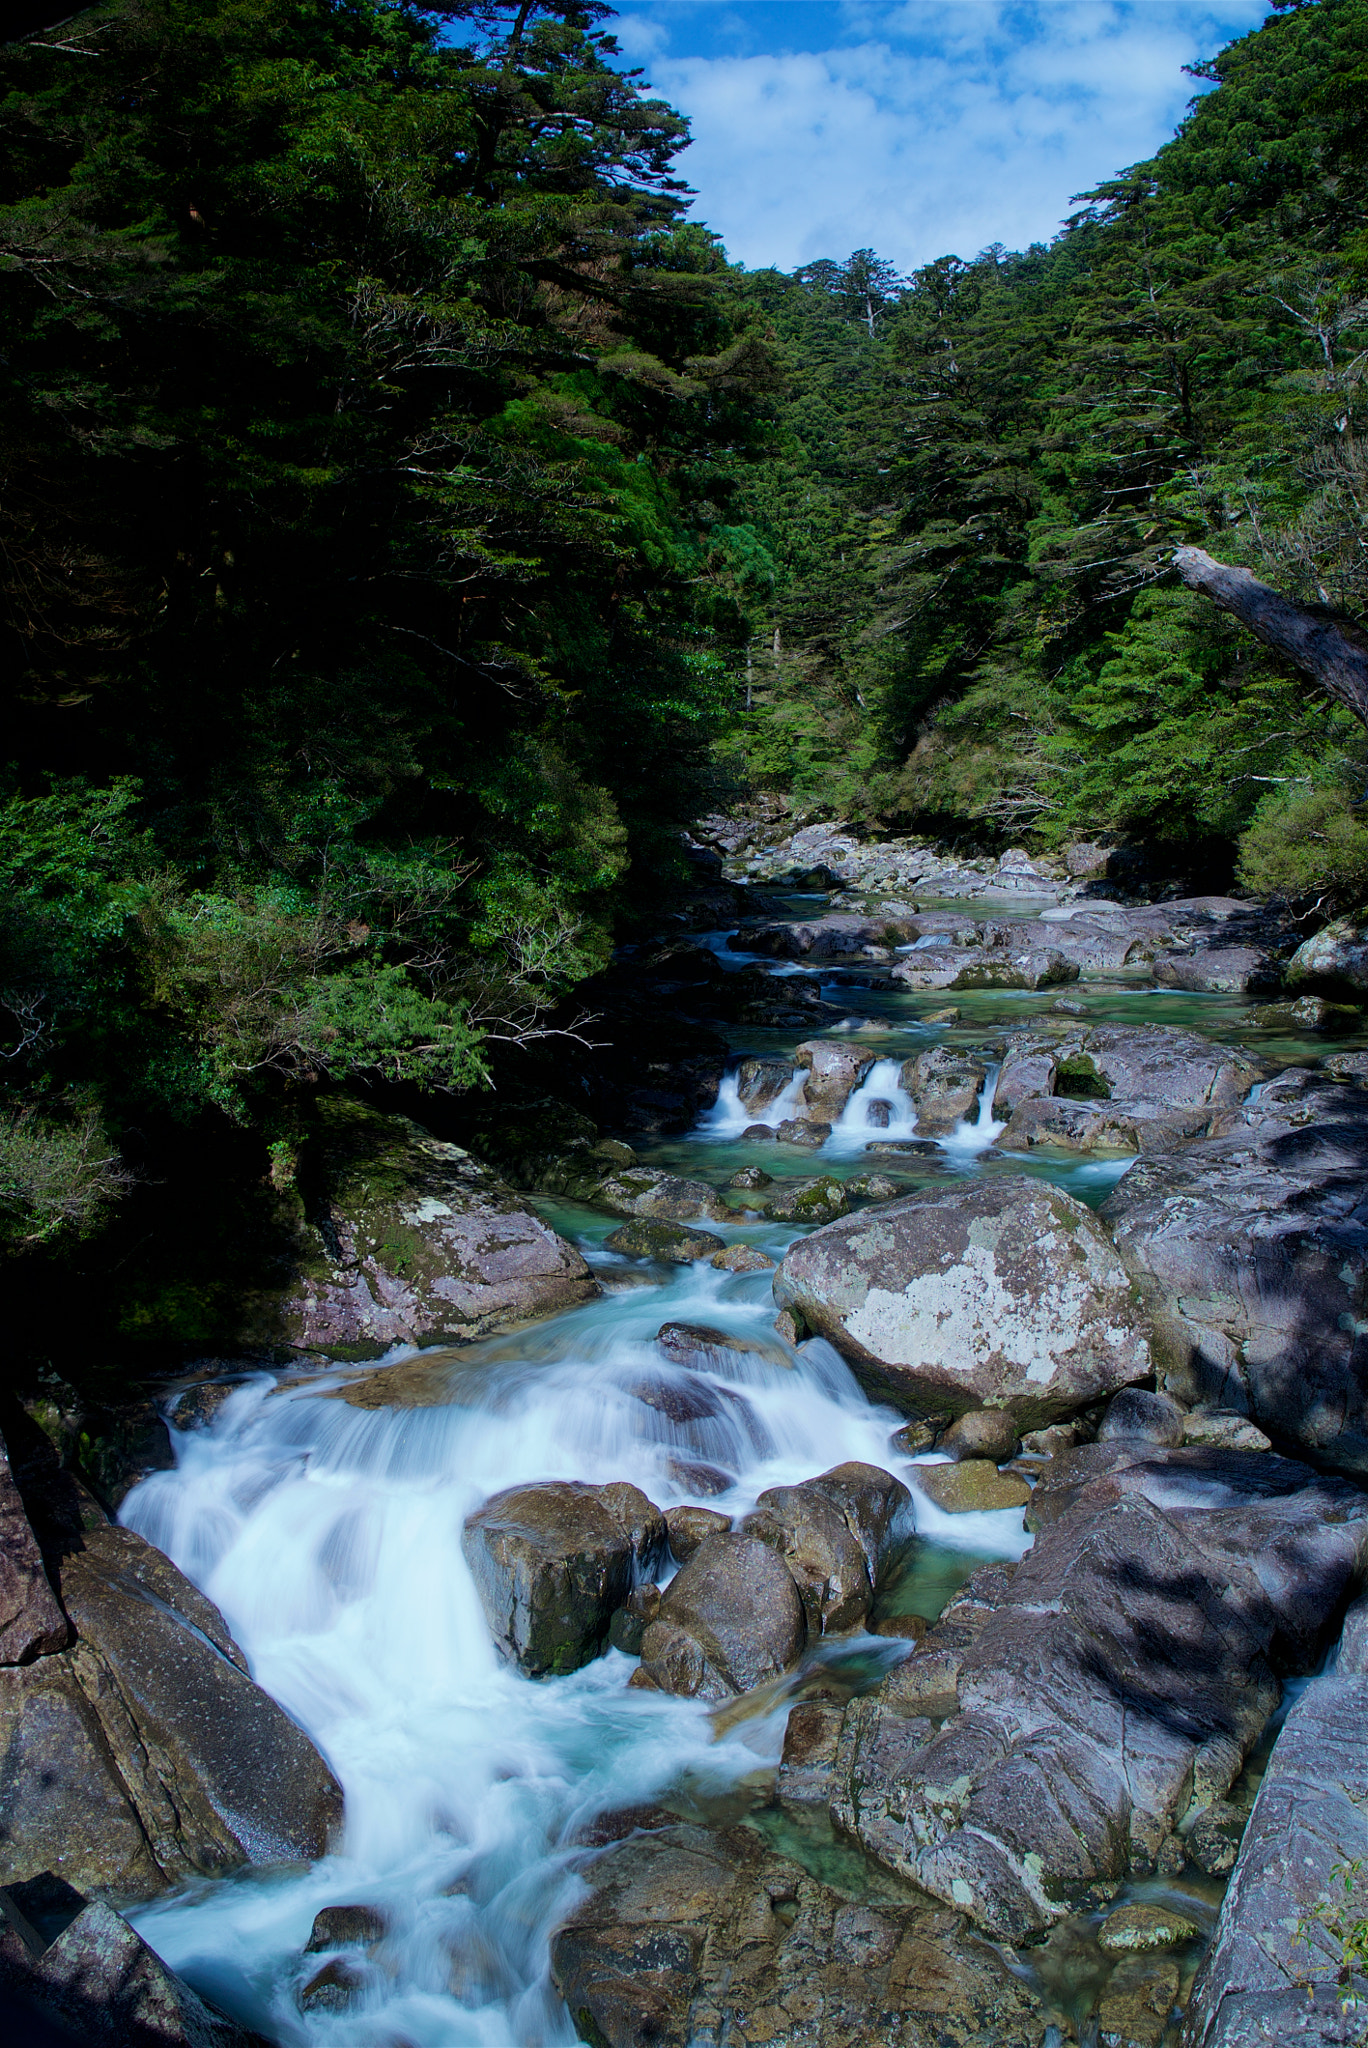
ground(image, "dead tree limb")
xmin=1173 ymin=545 xmax=1368 ymax=730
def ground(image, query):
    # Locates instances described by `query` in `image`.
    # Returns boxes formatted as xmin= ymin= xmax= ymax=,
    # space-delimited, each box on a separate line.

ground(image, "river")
xmin=116 ymin=895 xmax=1346 ymax=2044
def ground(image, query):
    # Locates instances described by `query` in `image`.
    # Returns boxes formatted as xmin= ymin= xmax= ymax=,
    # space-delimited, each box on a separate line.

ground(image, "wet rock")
xmin=835 ymin=1448 xmax=1368 ymax=1939
xmin=0 ymin=1518 xmax=342 ymax=1900
xmin=910 ymin=1460 xmax=1031 ymax=1513
xmin=761 ymin=1175 xmax=850 ymax=1224
xmin=0 ymin=1440 xmax=68 ymax=1666
xmin=1021 ymin=1421 xmax=1081 ymax=1457
xmin=774 ymin=1307 xmax=806 ymax=1347
xmin=608 ymin=1583 xmax=661 ymax=1655
xmin=167 ymin=1380 xmax=243 ymax=1432
xmin=1286 ymin=916 xmax=1368 ymax=998
xmin=775 ymin=1117 xmax=832 ymax=1148
xmin=776 ymin=1700 xmax=846 ymax=1815
xmin=550 ymin=1820 xmax=1048 ymax=2048
xmin=1098 ymin=1954 xmax=1181 ymax=2047
xmin=1182 ymin=1411 xmax=1271 ymax=1454
xmin=864 ymin=1137 xmax=942 ymax=1157
xmin=740 ymin=1463 xmax=912 ymax=1635
xmin=891 ymin=1419 xmax=939 ymax=1455
xmin=592 ymin=1167 xmax=730 ymax=1224
xmin=1099 ymin=1904 xmax=1201 ymax=1953
xmin=603 ymin=1219 xmax=725 ymax=1262
xmin=1000 ymin=1095 xmax=1220 ymax=1155
xmin=1188 ymin=1799 xmax=1248 ymax=1878
xmin=304 ymin=1904 xmax=388 ymax=1952
xmin=844 ymin=1171 xmax=902 ymax=1201
xmin=735 ymin=1057 xmax=798 ymax=1115
xmin=740 ymin=1121 xmax=778 ymax=1141
xmin=924 ymin=1005 xmax=961 ymax=1023
xmin=708 ymin=1243 xmax=774 ymax=1272
xmin=873 ymin=1612 xmax=928 ymax=1641
xmin=1181 ymin=1675 xmax=1368 ymax=2045
xmin=727 ymin=1164 xmax=772 ymax=1190
xmin=23 ymin=1895 xmax=269 ymax=2045
xmin=663 ymin=1459 xmax=733 ymax=1496
xmin=1155 ymin=946 xmax=1278 ymax=993
xmin=1249 ymin=996 xmax=1361 ymax=1034
xmin=664 ymin=1505 xmax=731 ymax=1561
xmin=633 ymin=1534 xmax=805 ymax=1700
xmin=1099 ymin=1389 xmax=1186 ymax=1447
xmin=1101 ymin=1079 xmax=1368 ymax=1476
xmin=939 ymin=1410 xmax=1020 ymax=1463
xmin=655 ymin=1322 xmax=783 ymax=1372
xmin=734 ymin=911 xmax=922 ymax=961
xmin=794 ymin=1039 xmax=879 ymax=1122
xmin=462 ymin=1481 xmax=666 ymax=1677
xmin=300 ymin=1956 xmax=367 ymax=2013
xmin=773 ymin=1176 xmax=1150 ymax=1428
xmin=900 ymin=1047 xmax=987 ymax=1133
xmin=864 ymin=1097 xmax=893 ymax=1127
xmin=263 ymin=1099 xmax=597 ymax=1356
xmin=952 ymin=946 xmax=1079 ymax=991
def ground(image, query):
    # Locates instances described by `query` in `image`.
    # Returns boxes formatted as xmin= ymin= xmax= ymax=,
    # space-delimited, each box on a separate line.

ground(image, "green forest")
xmin=1 ymin=0 xmax=1366 ymax=1293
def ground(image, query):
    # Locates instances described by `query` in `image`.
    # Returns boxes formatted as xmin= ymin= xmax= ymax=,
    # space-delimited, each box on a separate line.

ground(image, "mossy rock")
xmin=1053 ymin=1053 xmax=1110 ymax=1101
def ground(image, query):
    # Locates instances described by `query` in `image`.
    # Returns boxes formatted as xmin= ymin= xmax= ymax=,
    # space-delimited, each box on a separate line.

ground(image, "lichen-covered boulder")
xmin=1286 ymin=916 xmax=1368 ymax=998
xmin=761 ymin=1175 xmax=849 ymax=1224
xmin=633 ymin=1533 xmax=805 ymax=1700
xmin=462 ymin=1481 xmax=666 ymax=1677
xmin=794 ymin=1039 xmax=878 ymax=1121
xmin=259 ymin=1099 xmax=596 ymax=1358
xmin=773 ymin=1177 xmax=1150 ymax=1427
xmin=591 ymin=1167 xmax=730 ymax=1223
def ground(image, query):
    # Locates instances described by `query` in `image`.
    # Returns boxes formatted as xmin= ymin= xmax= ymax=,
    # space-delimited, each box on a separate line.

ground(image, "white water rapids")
xmin=121 ymin=1246 xmax=1030 ymax=2044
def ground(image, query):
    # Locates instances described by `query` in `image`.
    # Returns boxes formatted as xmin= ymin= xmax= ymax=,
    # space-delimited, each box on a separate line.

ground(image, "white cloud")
xmin=628 ymin=1 xmax=1272 ymax=270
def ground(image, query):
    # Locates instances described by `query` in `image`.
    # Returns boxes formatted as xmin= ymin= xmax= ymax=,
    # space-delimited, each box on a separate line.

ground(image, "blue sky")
xmin=606 ymin=1 xmax=1276 ymax=271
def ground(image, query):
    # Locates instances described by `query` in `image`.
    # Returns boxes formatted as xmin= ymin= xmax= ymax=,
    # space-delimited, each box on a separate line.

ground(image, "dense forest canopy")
xmin=1 ymin=0 xmax=1367 ymax=1275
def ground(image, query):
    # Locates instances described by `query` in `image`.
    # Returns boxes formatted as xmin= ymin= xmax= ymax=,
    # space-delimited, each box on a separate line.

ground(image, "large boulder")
xmin=5 ymin=1891 xmax=268 ymax=2046
xmin=735 ymin=1056 xmax=798 ymax=1115
xmin=731 ymin=912 xmax=921 ymax=961
xmin=633 ymin=1533 xmax=805 ymax=1700
xmin=1101 ymin=1071 xmax=1368 ymax=1477
xmin=794 ymin=1039 xmax=878 ymax=1121
xmin=830 ymin=1446 xmax=1368 ymax=1939
xmin=773 ymin=1178 xmax=1150 ymax=1427
xmin=258 ymin=1099 xmax=596 ymax=1358
xmin=1286 ymin=917 xmax=1368 ymax=998
xmin=1181 ymin=1671 xmax=1368 ymax=2046
xmin=1154 ymin=946 xmax=1278 ymax=994
xmin=761 ymin=1175 xmax=849 ymax=1224
xmin=993 ymin=1024 xmax=1260 ymax=1124
xmin=550 ymin=1821 xmax=1048 ymax=2048
xmin=463 ymin=1481 xmax=666 ymax=1677
xmin=0 ymin=1515 xmax=342 ymax=1899
xmin=741 ymin=1462 xmax=911 ymax=1635
xmin=0 ymin=1443 xmax=67 ymax=1667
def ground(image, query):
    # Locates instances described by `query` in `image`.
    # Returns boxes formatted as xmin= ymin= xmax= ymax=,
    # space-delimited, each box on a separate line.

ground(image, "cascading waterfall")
xmin=121 ymin=1260 xmax=1030 ymax=2045
xmin=939 ymin=1063 xmax=1008 ymax=1160
xmin=824 ymin=1057 xmax=920 ymax=1156
xmin=695 ymin=1062 xmax=806 ymax=1138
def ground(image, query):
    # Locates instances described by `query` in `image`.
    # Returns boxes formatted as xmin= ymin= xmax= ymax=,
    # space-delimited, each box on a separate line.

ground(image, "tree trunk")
xmin=1173 ymin=545 xmax=1368 ymax=729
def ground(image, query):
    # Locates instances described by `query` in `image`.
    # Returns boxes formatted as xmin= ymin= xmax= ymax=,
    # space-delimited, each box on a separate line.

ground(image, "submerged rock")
xmin=633 ymin=1533 xmax=805 ymax=1700
xmin=260 ymin=1099 xmax=596 ymax=1357
xmin=773 ymin=1176 xmax=1150 ymax=1428
xmin=1099 ymin=1903 xmax=1201 ymax=1954
xmin=462 ymin=1481 xmax=666 ymax=1677
xmin=550 ymin=1821 xmax=1048 ymax=2048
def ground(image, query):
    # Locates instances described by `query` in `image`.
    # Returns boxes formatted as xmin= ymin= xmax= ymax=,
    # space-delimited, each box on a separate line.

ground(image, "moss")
xmin=1053 ymin=1054 xmax=1110 ymax=1101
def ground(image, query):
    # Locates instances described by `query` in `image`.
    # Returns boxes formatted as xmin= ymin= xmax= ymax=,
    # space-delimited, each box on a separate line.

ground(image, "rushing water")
xmin=116 ymin=894 xmax=1366 ymax=2044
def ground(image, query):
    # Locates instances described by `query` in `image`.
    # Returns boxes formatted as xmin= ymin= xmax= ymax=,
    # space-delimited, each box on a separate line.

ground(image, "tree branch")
xmin=1173 ymin=544 xmax=1368 ymax=728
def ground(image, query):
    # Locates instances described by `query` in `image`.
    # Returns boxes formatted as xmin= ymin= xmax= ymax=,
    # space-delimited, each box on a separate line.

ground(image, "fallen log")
xmin=1173 ymin=544 xmax=1368 ymax=729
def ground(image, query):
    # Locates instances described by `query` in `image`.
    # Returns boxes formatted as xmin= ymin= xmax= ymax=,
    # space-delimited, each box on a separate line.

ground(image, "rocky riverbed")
xmin=5 ymin=831 xmax=1368 ymax=2045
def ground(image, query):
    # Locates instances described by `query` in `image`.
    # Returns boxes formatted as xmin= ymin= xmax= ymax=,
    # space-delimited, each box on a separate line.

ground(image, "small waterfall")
xmin=824 ymin=1058 xmax=920 ymax=1157
xmin=939 ymin=1062 xmax=1007 ymax=1159
xmin=695 ymin=1062 xmax=805 ymax=1138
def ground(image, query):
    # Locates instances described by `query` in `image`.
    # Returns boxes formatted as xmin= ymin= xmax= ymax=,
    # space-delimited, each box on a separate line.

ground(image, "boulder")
xmin=832 ymin=1447 xmax=1368 ymax=1939
xmin=910 ymin=1461 xmax=1031 ymax=1513
xmin=939 ymin=1410 xmax=1020 ymax=1463
xmin=773 ymin=1177 xmax=1150 ymax=1428
xmin=13 ymin=1894 xmax=268 ymax=2046
xmin=740 ymin=1463 xmax=911 ymax=1635
xmin=993 ymin=1025 xmax=1261 ymax=1129
xmin=1098 ymin=1956 xmax=1181 ymax=2047
xmin=950 ymin=947 xmax=1078 ymax=992
xmin=0 ymin=1520 xmax=342 ymax=1899
xmin=591 ymin=1167 xmax=729 ymax=1224
xmin=664 ymin=1506 xmax=731 ymax=1562
xmin=1249 ymin=996 xmax=1360 ymax=1035
xmin=551 ymin=1821 xmax=1047 ymax=2048
xmin=794 ymin=1039 xmax=878 ymax=1121
xmin=708 ymin=1243 xmax=774 ymax=1273
xmin=654 ymin=1323 xmax=786 ymax=1373
xmin=1098 ymin=1389 xmax=1186 ymax=1447
xmin=633 ymin=1534 xmax=805 ymax=1700
xmin=0 ymin=1441 xmax=67 ymax=1667
xmin=1155 ymin=947 xmax=1278 ymax=993
xmin=260 ymin=1099 xmax=596 ymax=1357
xmin=900 ymin=1047 xmax=986 ymax=1133
xmin=726 ymin=1164 xmax=772 ymax=1190
xmin=761 ymin=1176 xmax=850 ymax=1224
xmin=1101 ymin=1074 xmax=1368 ymax=1477
xmin=1286 ymin=917 xmax=1368 ymax=998
xmin=732 ymin=912 xmax=922 ymax=961
xmin=462 ymin=1481 xmax=666 ymax=1677
xmin=999 ymin=1096 xmax=1219 ymax=1156
xmin=603 ymin=1220 xmax=724 ymax=1263
xmin=1181 ymin=1673 xmax=1368 ymax=2046
xmin=1181 ymin=1412 xmax=1272 ymax=1453
xmin=1099 ymin=1904 xmax=1200 ymax=1954
xmin=774 ymin=1118 xmax=831 ymax=1148
xmin=735 ymin=1057 xmax=797 ymax=1114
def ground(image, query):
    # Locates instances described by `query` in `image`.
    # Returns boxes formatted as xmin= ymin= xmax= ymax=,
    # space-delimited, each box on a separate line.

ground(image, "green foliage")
xmin=1296 ymin=1855 xmax=1368 ymax=2029
xmin=1238 ymin=779 xmax=1368 ymax=909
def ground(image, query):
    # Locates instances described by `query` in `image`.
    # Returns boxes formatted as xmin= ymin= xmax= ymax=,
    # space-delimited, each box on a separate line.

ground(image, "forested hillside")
xmin=2 ymin=0 xmax=1367 ymax=1297
xmin=717 ymin=0 xmax=1368 ymax=888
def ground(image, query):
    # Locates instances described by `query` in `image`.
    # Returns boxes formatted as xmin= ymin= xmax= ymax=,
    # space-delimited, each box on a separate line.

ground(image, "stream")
xmin=116 ymin=894 xmax=1358 ymax=2045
